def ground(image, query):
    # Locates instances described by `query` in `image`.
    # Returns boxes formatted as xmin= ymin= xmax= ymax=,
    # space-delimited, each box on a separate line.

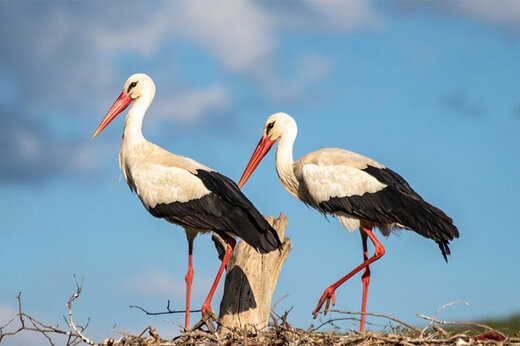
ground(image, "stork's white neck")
xmin=119 ymin=87 xmax=155 ymax=173
xmin=122 ymin=90 xmax=155 ymax=147
xmin=275 ymin=121 xmax=299 ymax=197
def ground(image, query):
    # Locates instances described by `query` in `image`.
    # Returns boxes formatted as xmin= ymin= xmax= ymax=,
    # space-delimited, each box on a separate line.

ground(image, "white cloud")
xmin=35 ymin=1 xmax=380 ymax=98
xmin=402 ymin=0 xmax=520 ymax=30
xmin=16 ymin=130 xmax=41 ymax=159
xmin=88 ymin=1 xmax=274 ymax=77
xmin=1 ymin=1 xmax=383 ymax=112
xmin=64 ymin=143 xmax=98 ymax=171
xmin=0 ymin=303 xmax=16 ymax=325
xmin=91 ymin=4 xmax=175 ymax=56
xmin=121 ymin=270 xmax=212 ymax=298
xmin=264 ymin=1 xmax=383 ymax=32
xmin=0 ymin=1 xmax=384 ymax=182
xmin=181 ymin=1 xmax=273 ymax=74
xmin=0 ymin=110 xmax=99 ymax=181
xmin=152 ymin=85 xmax=230 ymax=126
xmin=263 ymin=53 xmax=334 ymax=102
xmin=310 ymin=0 xmax=381 ymax=30
xmin=452 ymin=0 xmax=520 ymax=27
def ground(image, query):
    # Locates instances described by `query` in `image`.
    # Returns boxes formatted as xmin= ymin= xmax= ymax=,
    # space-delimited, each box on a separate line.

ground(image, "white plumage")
xmin=93 ymin=74 xmax=282 ymax=330
xmin=238 ymin=112 xmax=458 ymax=332
xmin=301 ymin=164 xmax=387 ymax=202
xmin=121 ymin=144 xmax=212 ymax=207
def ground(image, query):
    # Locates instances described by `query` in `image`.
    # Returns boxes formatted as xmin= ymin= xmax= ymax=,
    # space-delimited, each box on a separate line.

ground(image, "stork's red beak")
xmin=92 ymin=92 xmax=133 ymax=138
xmin=238 ymin=137 xmax=275 ymax=188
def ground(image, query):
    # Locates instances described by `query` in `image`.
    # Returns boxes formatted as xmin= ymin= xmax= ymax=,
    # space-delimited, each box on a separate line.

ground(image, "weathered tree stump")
xmin=212 ymin=213 xmax=292 ymax=334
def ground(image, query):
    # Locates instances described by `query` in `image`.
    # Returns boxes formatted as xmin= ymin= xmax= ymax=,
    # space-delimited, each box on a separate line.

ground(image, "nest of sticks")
xmin=2 ymin=278 xmax=519 ymax=345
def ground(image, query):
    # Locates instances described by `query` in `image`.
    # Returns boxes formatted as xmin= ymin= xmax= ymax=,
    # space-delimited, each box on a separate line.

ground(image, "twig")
xmin=130 ymin=300 xmax=201 ymax=315
xmin=311 ymin=317 xmax=362 ymax=331
xmin=269 ymin=311 xmax=279 ymax=327
xmin=432 ymin=323 xmax=448 ymax=337
xmin=67 ymin=275 xmax=97 ymax=345
xmin=190 ymin=329 xmax=218 ymax=341
xmin=0 ymin=318 xmax=14 ymax=331
xmin=0 ymin=292 xmax=88 ymax=345
xmin=420 ymin=300 xmax=470 ymax=338
xmin=272 ymin=294 xmax=288 ymax=313
xmin=186 ymin=309 xmax=223 ymax=335
xmin=416 ymin=313 xmax=506 ymax=338
xmin=268 ymin=296 xmax=289 ymax=329
xmin=280 ymin=307 xmax=293 ymax=327
xmin=269 ymin=302 xmax=288 ymax=323
xmin=163 ymin=319 xmax=185 ymax=331
xmin=111 ymin=328 xmax=136 ymax=338
xmin=315 ymin=309 xmax=421 ymax=333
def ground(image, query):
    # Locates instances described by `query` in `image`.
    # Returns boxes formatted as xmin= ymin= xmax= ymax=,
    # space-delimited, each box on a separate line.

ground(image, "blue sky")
xmin=1 ymin=0 xmax=520 ymax=343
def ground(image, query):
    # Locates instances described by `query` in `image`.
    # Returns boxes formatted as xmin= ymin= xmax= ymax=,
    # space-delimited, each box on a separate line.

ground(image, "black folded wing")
xmin=149 ymin=169 xmax=282 ymax=254
xmin=319 ymin=165 xmax=459 ymax=261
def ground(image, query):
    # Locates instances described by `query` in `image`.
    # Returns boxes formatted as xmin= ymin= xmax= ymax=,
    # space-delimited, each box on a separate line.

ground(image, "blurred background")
xmin=1 ymin=0 xmax=519 ymax=343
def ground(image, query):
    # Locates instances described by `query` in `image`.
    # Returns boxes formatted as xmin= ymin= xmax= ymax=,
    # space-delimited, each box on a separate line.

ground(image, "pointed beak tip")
xmin=237 ymin=136 xmax=275 ymax=189
xmin=92 ymin=127 xmax=103 ymax=139
xmin=92 ymin=92 xmax=133 ymax=141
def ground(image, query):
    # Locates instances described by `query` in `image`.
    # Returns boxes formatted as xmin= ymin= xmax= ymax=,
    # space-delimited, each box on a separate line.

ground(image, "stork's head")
xmin=261 ymin=112 xmax=297 ymax=142
xmin=123 ymin=73 xmax=156 ymax=101
xmin=238 ymin=112 xmax=297 ymax=188
xmin=92 ymin=73 xmax=156 ymax=138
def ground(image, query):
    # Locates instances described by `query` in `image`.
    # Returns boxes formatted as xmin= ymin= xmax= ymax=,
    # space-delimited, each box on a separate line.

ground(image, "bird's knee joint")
xmin=185 ymin=269 xmax=194 ymax=283
xmin=375 ymin=245 xmax=385 ymax=258
xmin=362 ymin=268 xmax=371 ymax=279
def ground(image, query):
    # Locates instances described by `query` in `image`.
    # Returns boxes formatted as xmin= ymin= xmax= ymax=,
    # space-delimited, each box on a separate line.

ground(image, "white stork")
xmin=238 ymin=112 xmax=459 ymax=332
xmin=92 ymin=74 xmax=282 ymax=329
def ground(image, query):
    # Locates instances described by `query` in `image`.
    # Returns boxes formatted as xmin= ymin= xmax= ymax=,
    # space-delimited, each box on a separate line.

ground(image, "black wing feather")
xmin=149 ymin=169 xmax=282 ymax=254
xmin=319 ymin=165 xmax=459 ymax=261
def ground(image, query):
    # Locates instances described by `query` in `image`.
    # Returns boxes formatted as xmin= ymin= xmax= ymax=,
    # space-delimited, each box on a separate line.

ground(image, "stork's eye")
xmin=266 ymin=121 xmax=275 ymax=135
xmin=127 ymin=81 xmax=138 ymax=93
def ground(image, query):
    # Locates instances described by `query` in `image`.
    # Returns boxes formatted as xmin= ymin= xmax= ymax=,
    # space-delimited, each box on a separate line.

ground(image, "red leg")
xmin=360 ymin=230 xmax=370 ymax=332
xmin=312 ymin=227 xmax=385 ymax=323
xmin=184 ymin=238 xmax=194 ymax=330
xmin=201 ymin=233 xmax=236 ymax=317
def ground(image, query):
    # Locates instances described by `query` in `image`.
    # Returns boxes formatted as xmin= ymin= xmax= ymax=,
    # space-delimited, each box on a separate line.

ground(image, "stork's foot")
xmin=189 ymin=303 xmax=216 ymax=333
xmin=201 ymin=302 xmax=213 ymax=319
xmin=312 ymin=287 xmax=336 ymax=319
xmin=188 ymin=310 xmax=218 ymax=333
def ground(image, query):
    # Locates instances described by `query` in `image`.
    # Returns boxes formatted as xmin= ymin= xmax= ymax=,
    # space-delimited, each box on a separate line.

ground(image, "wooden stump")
xmin=214 ymin=213 xmax=292 ymax=334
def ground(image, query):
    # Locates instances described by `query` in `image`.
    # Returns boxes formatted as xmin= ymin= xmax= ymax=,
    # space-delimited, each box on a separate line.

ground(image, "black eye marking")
xmin=266 ymin=121 xmax=275 ymax=135
xmin=127 ymin=81 xmax=138 ymax=93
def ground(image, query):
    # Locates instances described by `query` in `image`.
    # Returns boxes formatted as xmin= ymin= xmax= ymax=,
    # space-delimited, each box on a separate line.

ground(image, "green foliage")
xmin=480 ymin=313 xmax=520 ymax=336
xmin=442 ymin=313 xmax=520 ymax=337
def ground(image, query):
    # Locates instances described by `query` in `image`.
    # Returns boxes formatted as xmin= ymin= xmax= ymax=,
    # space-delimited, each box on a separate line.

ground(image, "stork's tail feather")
xmin=407 ymin=199 xmax=458 ymax=260
xmin=437 ymin=240 xmax=451 ymax=262
xmin=319 ymin=165 xmax=459 ymax=261
xmin=359 ymin=166 xmax=459 ymax=259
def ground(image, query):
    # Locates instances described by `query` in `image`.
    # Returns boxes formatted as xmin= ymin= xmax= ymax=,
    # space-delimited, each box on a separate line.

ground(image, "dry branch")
xmin=216 ymin=212 xmax=292 ymax=334
xmin=417 ymin=313 xmax=507 ymax=338
xmin=4 ymin=291 xmax=520 ymax=346
xmin=313 ymin=308 xmax=422 ymax=333
xmin=67 ymin=275 xmax=98 ymax=345
xmin=0 ymin=290 xmax=91 ymax=345
xmin=419 ymin=300 xmax=470 ymax=337
xmin=130 ymin=300 xmax=201 ymax=316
